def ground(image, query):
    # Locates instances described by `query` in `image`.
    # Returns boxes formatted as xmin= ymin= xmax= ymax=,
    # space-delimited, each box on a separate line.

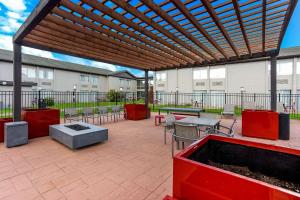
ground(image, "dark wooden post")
xmin=13 ymin=43 xmax=22 ymax=121
xmin=145 ymin=70 xmax=149 ymax=118
xmin=270 ymin=55 xmax=277 ymax=111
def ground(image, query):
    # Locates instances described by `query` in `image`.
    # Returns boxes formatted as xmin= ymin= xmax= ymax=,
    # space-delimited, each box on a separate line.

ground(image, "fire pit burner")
xmin=65 ymin=124 xmax=90 ymax=131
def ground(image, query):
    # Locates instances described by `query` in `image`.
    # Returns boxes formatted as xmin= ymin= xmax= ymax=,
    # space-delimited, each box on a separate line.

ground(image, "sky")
xmin=0 ymin=0 xmax=299 ymax=77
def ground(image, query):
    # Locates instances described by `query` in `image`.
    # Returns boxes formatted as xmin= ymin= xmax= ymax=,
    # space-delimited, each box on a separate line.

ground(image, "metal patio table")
xmin=158 ymin=107 xmax=205 ymax=117
xmin=176 ymin=117 xmax=220 ymax=131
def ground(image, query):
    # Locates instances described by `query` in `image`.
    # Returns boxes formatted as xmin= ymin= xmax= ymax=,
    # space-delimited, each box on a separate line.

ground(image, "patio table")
xmin=176 ymin=117 xmax=220 ymax=130
xmin=158 ymin=107 xmax=205 ymax=117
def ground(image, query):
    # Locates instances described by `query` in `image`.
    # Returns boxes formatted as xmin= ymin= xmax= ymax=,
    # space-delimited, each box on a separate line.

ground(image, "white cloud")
xmin=0 ymin=34 xmax=13 ymax=50
xmin=0 ymin=18 xmax=22 ymax=33
xmin=22 ymin=47 xmax=54 ymax=59
xmin=89 ymin=61 xmax=117 ymax=72
xmin=0 ymin=0 xmax=26 ymax=12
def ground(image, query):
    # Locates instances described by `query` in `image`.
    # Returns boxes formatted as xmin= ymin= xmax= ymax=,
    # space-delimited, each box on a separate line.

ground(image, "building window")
xmin=27 ymin=68 xmax=36 ymax=78
xmin=278 ymin=61 xmax=293 ymax=75
xmin=268 ymin=61 xmax=293 ymax=75
xmin=39 ymin=70 xmax=53 ymax=80
xmin=156 ymin=72 xmax=166 ymax=81
xmin=91 ymin=76 xmax=99 ymax=84
xmin=127 ymin=80 xmax=131 ymax=86
xmin=210 ymin=68 xmax=225 ymax=79
xmin=297 ymin=62 xmax=300 ymax=74
xmin=193 ymin=69 xmax=207 ymax=80
xmin=80 ymin=75 xmax=89 ymax=82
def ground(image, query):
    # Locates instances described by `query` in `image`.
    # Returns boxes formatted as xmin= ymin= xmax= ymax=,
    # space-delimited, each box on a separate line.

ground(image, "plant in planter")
xmin=172 ymin=135 xmax=300 ymax=200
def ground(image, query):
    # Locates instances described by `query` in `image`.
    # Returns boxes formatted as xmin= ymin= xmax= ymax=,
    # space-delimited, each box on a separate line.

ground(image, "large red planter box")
xmin=21 ymin=108 xmax=60 ymax=139
xmin=0 ymin=118 xmax=13 ymax=142
xmin=242 ymin=109 xmax=279 ymax=140
xmin=173 ymin=135 xmax=300 ymax=200
xmin=124 ymin=104 xmax=150 ymax=120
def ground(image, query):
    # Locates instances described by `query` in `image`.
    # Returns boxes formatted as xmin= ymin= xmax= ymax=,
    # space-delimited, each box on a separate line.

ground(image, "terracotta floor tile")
xmin=0 ymin=115 xmax=299 ymax=199
xmin=10 ymin=174 xmax=32 ymax=191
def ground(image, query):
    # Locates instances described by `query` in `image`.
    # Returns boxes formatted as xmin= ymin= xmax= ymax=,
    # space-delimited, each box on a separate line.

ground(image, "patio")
xmin=0 ymin=115 xmax=299 ymax=200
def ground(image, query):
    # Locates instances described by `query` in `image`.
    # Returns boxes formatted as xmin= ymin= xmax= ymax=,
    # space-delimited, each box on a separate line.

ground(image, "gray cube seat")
xmin=5 ymin=121 xmax=28 ymax=148
xmin=49 ymin=122 xmax=108 ymax=149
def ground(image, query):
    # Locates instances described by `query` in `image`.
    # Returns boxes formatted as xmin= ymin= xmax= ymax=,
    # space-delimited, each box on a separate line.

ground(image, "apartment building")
xmin=154 ymin=47 xmax=300 ymax=96
xmin=0 ymin=49 xmax=141 ymax=92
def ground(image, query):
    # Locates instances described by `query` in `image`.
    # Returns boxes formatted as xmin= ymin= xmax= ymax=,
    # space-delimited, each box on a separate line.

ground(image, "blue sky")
xmin=0 ymin=0 xmax=299 ymax=76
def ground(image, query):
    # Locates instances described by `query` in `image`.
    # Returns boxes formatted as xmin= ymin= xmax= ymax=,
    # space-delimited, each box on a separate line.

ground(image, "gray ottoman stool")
xmin=5 ymin=121 xmax=28 ymax=148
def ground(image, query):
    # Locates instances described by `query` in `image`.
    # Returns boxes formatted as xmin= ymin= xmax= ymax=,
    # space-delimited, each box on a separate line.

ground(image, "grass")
xmin=1 ymin=101 xmax=300 ymax=120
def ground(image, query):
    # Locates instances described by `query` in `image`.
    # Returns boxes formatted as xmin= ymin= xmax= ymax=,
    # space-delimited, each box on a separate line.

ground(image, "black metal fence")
xmin=1 ymin=91 xmax=299 ymax=119
xmin=0 ymin=91 xmax=139 ymax=118
xmin=153 ymin=92 xmax=300 ymax=119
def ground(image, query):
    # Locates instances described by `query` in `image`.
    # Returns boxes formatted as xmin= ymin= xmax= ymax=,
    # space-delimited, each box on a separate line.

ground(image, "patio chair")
xmin=172 ymin=123 xmax=200 ymax=156
xmin=97 ymin=106 xmax=109 ymax=124
xmin=222 ymin=104 xmax=235 ymax=117
xmin=243 ymin=101 xmax=256 ymax=110
xmin=64 ymin=108 xmax=81 ymax=123
xmin=111 ymin=105 xmax=121 ymax=122
xmin=209 ymin=119 xmax=237 ymax=138
xmin=162 ymin=114 xmax=176 ymax=144
xmin=277 ymin=102 xmax=285 ymax=113
xmin=82 ymin=107 xmax=96 ymax=124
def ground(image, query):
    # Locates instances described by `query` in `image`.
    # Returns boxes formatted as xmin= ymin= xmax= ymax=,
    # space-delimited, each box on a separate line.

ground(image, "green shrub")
xmin=44 ymin=97 xmax=55 ymax=107
xmin=106 ymin=90 xmax=120 ymax=102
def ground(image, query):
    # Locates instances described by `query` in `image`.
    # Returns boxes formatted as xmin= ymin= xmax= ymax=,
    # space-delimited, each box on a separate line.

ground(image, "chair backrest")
xmin=244 ymin=101 xmax=256 ymax=110
xmin=165 ymin=114 xmax=176 ymax=126
xmin=223 ymin=104 xmax=235 ymax=112
xmin=64 ymin=108 xmax=77 ymax=116
xmin=112 ymin=106 xmax=120 ymax=112
xmin=174 ymin=123 xmax=199 ymax=141
xmin=277 ymin=102 xmax=285 ymax=113
xmin=83 ymin=107 xmax=94 ymax=115
xmin=98 ymin=106 xmax=108 ymax=114
xmin=200 ymin=113 xmax=219 ymax=119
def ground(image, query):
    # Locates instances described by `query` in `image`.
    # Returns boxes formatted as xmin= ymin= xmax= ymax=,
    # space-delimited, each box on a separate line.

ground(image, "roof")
xmin=278 ymin=46 xmax=300 ymax=57
xmin=13 ymin=0 xmax=298 ymax=71
xmin=109 ymin=70 xmax=137 ymax=79
xmin=0 ymin=48 xmax=112 ymax=76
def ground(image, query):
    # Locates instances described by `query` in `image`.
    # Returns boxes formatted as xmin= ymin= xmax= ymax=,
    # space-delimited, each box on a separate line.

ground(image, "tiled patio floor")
xmin=0 ymin=114 xmax=299 ymax=200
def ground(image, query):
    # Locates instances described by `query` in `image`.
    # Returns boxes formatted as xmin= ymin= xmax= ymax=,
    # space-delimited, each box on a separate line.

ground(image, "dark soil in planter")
xmin=188 ymin=140 xmax=300 ymax=193
xmin=208 ymin=160 xmax=300 ymax=193
xmin=65 ymin=124 xmax=90 ymax=131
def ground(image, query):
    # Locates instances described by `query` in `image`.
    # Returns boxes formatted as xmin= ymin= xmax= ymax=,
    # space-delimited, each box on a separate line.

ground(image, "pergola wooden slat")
xmin=12 ymin=0 xmax=297 ymax=121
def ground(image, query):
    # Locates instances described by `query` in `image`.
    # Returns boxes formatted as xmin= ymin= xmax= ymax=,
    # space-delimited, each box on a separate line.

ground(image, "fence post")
xmin=241 ymin=92 xmax=244 ymax=111
xmin=115 ymin=92 xmax=118 ymax=105
xmin=38 ymin=90 xmax=41 ymax=109
xmin=225 ymin=93 xmax=227 ymax=104
xmin=278 ymin=93 xmax=281 ymax=103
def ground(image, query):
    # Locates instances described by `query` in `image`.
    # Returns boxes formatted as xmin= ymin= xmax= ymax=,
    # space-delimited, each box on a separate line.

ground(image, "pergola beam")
xmin=79 ymin=0 xmax=195 ymax=64
xmin=232 ymin=0 xmax=252 ymax=55
xmin=201 ymin=0 xmax=240 ymax=57
xmin=171 ymin=0 xmax=229 ymax=59
xmin=14 ymin=0 xmax=60 ymax=43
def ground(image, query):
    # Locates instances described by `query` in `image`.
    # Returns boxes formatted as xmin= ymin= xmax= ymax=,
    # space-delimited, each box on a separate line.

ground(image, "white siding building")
xmin=154 ymin=47 xmax=300 ymax=95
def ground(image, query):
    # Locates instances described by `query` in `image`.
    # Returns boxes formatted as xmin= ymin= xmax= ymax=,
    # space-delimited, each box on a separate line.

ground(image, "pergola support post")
xmin=13 ymin=43 xmax=22 ymax=121
xmin=144 ymin=70 xmax=149 ymax=119
xmin=270 ymin=55 xmax=277 ymax=111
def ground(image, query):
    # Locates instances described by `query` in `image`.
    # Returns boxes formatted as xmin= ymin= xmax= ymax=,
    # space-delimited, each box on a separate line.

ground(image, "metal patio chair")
xmin=222 ymin=104 xmax=235 ymax=117
xmin=97 ymin=106 xmax=109 ymax=124
xmin=172 ymin=123 xmax=200 ymax=157
xmin=64 ymin=108 xmax=81 ymax=123
xmin=162 ymin=114 xmax=176 ymax=144
xmin=82 ymin=107 xmax=96 ymax=124
xmin=209 ymin=119 xmax=237 ymax=138
xmin=111 ymin=105 xmax=121 ymax=122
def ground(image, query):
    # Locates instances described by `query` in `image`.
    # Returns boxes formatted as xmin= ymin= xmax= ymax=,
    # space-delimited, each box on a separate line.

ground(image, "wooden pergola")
xmin=13 ymin=0 xmax=297 ymax=120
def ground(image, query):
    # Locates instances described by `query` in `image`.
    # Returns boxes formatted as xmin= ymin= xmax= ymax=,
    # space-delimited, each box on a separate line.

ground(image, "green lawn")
xmin=1 ymin=101 xmax=300 ymax=120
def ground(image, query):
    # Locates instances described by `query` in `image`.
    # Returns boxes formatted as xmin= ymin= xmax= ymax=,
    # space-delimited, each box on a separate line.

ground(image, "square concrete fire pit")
xmin=49 ymin=122 xmax=108 ymax=149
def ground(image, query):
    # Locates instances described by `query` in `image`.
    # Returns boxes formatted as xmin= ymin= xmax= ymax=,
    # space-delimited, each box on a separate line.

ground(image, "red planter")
xmin=124 ymin=104 xmax=150 ymax=120
xmin=0 ymin=118 xmax=13 ymax=142
xmin=242 ymin=109 xmax=279 ymax=140
xmin=173 ymin=135 xmax=300 ymax=200
xmin=21 ymin=108 xmax=60 ymax=139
